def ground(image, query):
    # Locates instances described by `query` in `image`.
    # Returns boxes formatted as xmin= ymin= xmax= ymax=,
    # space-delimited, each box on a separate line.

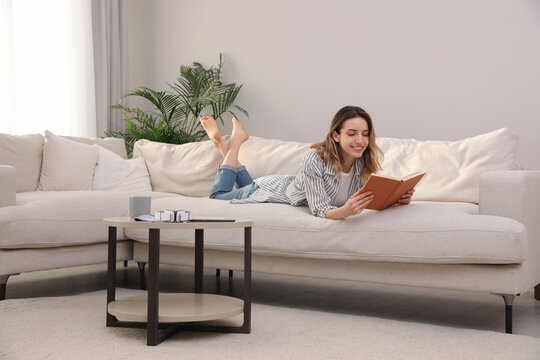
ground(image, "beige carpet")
xmin=1 ymin=289 xmax=539 ymax=360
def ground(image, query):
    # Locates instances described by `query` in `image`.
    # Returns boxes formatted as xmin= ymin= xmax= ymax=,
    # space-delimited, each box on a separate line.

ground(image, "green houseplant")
xmin=106 ymin=55 xmax=248 ymax=154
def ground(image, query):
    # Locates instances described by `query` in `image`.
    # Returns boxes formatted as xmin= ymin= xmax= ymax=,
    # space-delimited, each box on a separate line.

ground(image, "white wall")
xmin=126 ymin=0 xmax=540 ymax=169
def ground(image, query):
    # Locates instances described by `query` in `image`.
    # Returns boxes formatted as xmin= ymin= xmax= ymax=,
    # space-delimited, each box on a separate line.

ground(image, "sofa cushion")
xmin=0 ymin=191 xmax=178 ymax=248
xmin=238 ymin=136 xmax=310 ymax=179
xmin=0 ymin=166 xmax=16 ymax=207
xmin=133 ymin=139 xmax=223 ymax=197
xmin=125 ymin=196 xmax=526 ymax=265
xmin=0 ymin=133 xmax=44 ymax=192
xmin=377 ymin=128 xmax=518 ymax=203
xmin=62 ymin=135 xmax=128 ymax=159
xmin=38 ymin=130 xmax=99 ymax=191
xmin=92 ymin=145 xmax=152 ymax=191
xmin=133 ymin=137 xmax=312 ymax=197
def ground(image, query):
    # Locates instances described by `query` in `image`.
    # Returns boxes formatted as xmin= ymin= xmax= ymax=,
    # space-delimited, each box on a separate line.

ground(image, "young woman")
xmin=201 ymin=106 xmax=414 ymax=220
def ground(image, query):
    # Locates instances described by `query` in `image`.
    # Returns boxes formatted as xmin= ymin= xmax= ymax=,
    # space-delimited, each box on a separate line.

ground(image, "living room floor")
xmin=4 ymin=262 xmax=540 ymax=338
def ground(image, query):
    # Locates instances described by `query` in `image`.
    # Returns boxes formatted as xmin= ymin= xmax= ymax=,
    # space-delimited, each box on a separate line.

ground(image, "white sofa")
xmin=0 ymin=128 xmax=539 ymax=334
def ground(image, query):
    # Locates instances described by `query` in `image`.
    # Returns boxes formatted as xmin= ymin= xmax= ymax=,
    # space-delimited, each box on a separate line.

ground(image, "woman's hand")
xmin=396 ymin=189 xmax=415 ymax=205
xmin=345 ymin=191 xmax=375 ymax=215
xmin=326 ymin=191 xmax=374 ymax=220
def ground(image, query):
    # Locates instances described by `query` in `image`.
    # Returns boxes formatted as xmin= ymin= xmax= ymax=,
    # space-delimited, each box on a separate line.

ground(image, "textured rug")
xmin=1 ymin=289 xmax=539 ymax=360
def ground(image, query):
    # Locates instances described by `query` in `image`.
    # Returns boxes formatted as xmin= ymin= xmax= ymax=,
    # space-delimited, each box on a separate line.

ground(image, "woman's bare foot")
xmin=230 ymin=117 xmax=249 ymax=145
xmin=200 ymin=116 xmax=228 ymax=157
xmin=222 ymin=118 xmax=249 ymax=167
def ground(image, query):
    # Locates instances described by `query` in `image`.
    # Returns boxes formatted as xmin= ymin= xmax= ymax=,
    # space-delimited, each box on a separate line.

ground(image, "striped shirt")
xmin=231 ymin=149 xmax=364 ymax=218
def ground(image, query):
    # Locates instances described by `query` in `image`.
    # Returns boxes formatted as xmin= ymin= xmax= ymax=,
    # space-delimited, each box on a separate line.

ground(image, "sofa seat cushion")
xmin=125 ymin=197 xmax=526 ymax=265
xmin=0 ymin=191 xmax=178 ymax=249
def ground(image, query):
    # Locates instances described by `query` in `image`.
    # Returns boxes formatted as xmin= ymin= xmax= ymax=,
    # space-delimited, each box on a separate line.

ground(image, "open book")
xmin=359 ymin=171 xmax=426 ymax=210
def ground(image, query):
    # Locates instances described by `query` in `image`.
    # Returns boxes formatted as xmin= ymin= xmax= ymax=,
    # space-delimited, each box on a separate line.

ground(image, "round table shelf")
xmin=108 ymin=293 xmax=244 ymax=323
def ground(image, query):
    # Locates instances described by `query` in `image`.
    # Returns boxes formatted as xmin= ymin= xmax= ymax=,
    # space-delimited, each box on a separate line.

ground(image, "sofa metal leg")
xmin=216 ymin=269 xmax=234 ymax=278
xmin=124 ymin=260 xmax=128 ymax=268
xmin=1 ymin=274 xmax=14 ymax=301
xmin=216 ymin=269 xmax=234 ymax=277
xmin=495 ymin=294 xmax=516 ymax=334
xmin=137 ymin=262 xmax=147 ymax=290
xmin=535 ymin=284 xmax=540 ymax=300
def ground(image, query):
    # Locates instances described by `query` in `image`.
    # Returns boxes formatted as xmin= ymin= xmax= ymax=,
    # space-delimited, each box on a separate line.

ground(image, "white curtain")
xmin=0 ymin=0 xmax=97 ymax=137
xmin=92 ymin=0 xmax=127 ymax=136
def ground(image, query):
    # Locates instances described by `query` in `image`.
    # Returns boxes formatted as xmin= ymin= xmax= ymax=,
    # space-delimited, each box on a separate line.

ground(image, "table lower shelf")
xmin=108 ymin=293 xmax=244 ymax=323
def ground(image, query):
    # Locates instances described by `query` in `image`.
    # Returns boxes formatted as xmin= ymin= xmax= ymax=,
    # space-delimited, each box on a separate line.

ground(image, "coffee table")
xmin=103 ymin=216 xmax=253 ymax=346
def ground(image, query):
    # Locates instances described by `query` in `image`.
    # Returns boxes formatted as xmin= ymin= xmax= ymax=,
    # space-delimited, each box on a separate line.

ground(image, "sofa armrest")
xmin=480 ymin=170 xmax=540 ymax=289
xmin=0 ymin=165 xmax=16 ymax=207
xmin=479 ymin=170 xmax=540 ymax=222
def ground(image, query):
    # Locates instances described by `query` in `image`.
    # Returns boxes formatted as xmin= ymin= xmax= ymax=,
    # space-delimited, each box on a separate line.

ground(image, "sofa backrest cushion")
xmin=92 ymin=145 xmax=152 ymax=191
xmin=376 ymin=128 xmax=518 ymax=203
xmin=0 ymin=133 xmax=44 ymax=192
xmin=62 ymin=135 xmax=128 ymax=159
xmin=133 ymin=137 xmax=311 ymax=197
xmin=133 ymin=139 xmax=223 ymax=197
xmin=38 ymin=130 xmax=99 ymax=191
xmin=238 ymin=137 xmax=310 ymax=180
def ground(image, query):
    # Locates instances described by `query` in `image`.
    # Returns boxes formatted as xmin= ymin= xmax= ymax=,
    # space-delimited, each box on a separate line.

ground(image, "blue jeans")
xmin=210 ymin=165 xmax=260 ymax=200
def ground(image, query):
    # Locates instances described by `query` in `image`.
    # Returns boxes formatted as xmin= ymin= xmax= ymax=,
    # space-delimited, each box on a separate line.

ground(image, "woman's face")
xmin=332 ymin=117 xmax=369 ymax=165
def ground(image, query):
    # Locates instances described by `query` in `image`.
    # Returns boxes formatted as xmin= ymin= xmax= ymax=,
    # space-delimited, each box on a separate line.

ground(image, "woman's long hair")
xmin=311 ymin=106 xmax=382 ymax=182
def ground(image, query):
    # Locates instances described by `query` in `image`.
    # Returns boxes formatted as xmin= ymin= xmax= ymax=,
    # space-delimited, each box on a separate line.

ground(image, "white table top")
xmin=103 ymin=216 xmax=253 ymax=230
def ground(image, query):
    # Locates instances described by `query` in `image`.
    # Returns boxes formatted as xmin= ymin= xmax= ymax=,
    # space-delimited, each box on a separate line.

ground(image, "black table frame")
xmin=106 ymin=225 xmax=252 ymax=346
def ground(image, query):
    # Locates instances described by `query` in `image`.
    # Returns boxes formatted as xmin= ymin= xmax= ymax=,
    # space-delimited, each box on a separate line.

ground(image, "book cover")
xmin=359 ymin=171 xmax=426 ymax=210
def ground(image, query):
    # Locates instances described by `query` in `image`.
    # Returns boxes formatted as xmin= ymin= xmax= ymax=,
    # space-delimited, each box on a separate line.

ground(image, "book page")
xmin=402 ymin=171 xmax=426 ymax=181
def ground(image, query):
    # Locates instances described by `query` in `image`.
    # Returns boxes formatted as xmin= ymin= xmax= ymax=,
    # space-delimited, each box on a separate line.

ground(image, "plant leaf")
xmin=109 ymin=54 xmax=248 ymax=155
